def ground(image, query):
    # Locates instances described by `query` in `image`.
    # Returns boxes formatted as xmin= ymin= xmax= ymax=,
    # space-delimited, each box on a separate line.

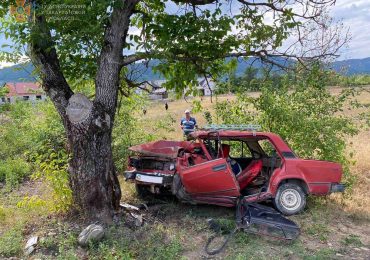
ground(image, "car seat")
xmin=236 ymin=160 xmax=263 ymax=190
xmin=218 ymin=144 xmax=230 ymax=158
xmin=218 ymin=144 xmax=242 ymax=175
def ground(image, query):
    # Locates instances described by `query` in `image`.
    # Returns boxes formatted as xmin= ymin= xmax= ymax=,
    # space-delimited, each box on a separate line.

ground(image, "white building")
xmin=137 ymin=80 xmax=168 ymax=100
xmin=196 ymin=78 xmax=215 ymax=96
xmin=135 ymin=78 xmax=216 ymax=100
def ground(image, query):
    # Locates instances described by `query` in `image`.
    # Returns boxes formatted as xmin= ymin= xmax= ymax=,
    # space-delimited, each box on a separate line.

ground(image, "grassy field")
xmin=0 ymin=87 xmax=369 ymax=259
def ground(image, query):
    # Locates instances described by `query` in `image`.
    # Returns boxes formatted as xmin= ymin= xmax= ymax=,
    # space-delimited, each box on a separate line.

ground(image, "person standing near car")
xmin=180 ymin=109 xmax=197 ymax=138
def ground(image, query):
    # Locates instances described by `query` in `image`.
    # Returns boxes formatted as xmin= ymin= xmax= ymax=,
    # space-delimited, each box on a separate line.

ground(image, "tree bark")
xmin=29 ymin=0 xmax=139 ymax=222
xmin=66 ymin=94 xmax=120 ymax=222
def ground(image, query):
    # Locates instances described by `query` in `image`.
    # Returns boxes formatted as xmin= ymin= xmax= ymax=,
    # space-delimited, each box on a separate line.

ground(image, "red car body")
xmin=124 ymin=129 xmax=345 ymax=215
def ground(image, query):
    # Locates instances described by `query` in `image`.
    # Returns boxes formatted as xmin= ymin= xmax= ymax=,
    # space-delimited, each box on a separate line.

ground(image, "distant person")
xmin=165 ymin=102 xmax=168 ymax=110
xmin=180 ymin=109 xmax=197 ymax=138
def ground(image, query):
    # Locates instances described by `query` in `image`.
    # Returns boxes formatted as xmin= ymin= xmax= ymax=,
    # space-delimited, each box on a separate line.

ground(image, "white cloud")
xmin=330 ymin=0 xmax=370 ymax=59
xmin=0 ymin=61 xmax=15 ymax=69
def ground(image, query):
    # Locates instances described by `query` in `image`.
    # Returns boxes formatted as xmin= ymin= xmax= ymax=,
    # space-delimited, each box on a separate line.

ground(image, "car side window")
xmin=223 ymin=141 xmax=252 ymax=158
xmin=204 ymin=139 xmax=218 ymax=159
xmin=258 ymin=140 xmax=277 ymax=157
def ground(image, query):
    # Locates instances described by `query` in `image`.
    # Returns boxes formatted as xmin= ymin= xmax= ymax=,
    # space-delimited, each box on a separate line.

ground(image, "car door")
xmin=180 ymin=158 xmax=240 ymax=196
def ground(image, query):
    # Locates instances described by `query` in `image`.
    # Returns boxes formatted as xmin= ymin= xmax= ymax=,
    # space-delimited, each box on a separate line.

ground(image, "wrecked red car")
xmin=124 ymin=125 xmax=345 ymax=215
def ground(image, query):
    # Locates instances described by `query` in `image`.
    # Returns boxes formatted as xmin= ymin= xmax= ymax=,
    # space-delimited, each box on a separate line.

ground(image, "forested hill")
xmin=332 ymin=57 xmax=370 ymax=75
xmin=0 ymin=63 xmax=36 ymax=84
xmin=1 ymin=57 xmax=370 ymax=83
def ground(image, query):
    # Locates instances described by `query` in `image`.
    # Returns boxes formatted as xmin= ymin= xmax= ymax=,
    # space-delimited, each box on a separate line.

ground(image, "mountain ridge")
xmin=1 ymin=57 xmax=369 ymax=83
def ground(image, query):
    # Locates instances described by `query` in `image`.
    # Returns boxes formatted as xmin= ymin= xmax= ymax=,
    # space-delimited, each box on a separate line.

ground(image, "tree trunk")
xmin=68 ymin=129 xmax=120 ymax=222
xmin=65 ymin=94 xmax=121 ymax=222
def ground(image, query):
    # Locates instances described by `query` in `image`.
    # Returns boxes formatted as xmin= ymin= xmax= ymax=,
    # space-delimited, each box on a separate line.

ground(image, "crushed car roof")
xmin=190 ymin=130 xmax=293 ymax=153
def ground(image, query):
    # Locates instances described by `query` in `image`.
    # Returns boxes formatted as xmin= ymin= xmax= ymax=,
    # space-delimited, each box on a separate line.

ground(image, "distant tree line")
xmin=326 ymin=72 xmax=370 ymax=87
xmin=215 ymin=67 xmax=370 ymax=94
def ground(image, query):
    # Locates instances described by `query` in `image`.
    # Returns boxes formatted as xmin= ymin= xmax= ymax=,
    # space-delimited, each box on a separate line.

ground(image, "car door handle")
xmin=212 ymin=164 xmax=227 ymax=172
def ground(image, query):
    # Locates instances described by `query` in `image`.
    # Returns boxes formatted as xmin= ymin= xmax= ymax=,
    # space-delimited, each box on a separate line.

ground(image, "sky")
xmin=0 ymin=0 xmax=369 ymax=69
xmin=330 ymin=0 xmax=370 ymax=60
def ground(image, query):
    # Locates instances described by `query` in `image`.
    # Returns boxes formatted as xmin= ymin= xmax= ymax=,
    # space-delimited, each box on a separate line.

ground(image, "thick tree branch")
xmin=95 ymin=0 xmax=139 ymax=115
xmin=28 ymin=8 xmax=73 ymax=130
xmin=122 ymin=52 xmax=153 ymax=66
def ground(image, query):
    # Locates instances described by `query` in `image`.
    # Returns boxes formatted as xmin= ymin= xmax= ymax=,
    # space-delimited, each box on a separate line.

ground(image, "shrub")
xmin=0 ymin=102 xmax=36 ymax=161
xmin=17 ymin=195 xmax=48 ymax=210
xmin=31 ymin=141 xmax=72 ymax=213
xmin=0 ymin=100 xmax=72 ymax=211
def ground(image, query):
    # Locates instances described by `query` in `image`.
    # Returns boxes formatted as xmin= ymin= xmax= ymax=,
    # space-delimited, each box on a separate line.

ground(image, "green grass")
xmin=341 ymin=234 xmax=363 ymax=247
xmin=303 ymin=248 xmax=336 ymax=260
xmin=305 ymin=223 xmax=330 ymax=242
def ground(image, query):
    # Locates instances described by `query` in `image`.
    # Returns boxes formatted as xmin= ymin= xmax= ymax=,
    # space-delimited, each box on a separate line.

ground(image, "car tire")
xmin=274 ymin=183 xmax=306 ymax=215
xmin=135 ymin=184 xmax=151 ymax=199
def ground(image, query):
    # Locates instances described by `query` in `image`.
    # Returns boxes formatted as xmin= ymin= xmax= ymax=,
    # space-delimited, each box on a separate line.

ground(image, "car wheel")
xmin=135 ymin=184 xmax=151 ymax=199
xmin=274 ymin=183 xmax=306 ymax=215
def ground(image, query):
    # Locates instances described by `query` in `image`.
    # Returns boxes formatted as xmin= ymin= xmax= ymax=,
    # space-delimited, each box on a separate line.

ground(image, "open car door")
xmin=180 ymin=158 xmax=240 ymax=198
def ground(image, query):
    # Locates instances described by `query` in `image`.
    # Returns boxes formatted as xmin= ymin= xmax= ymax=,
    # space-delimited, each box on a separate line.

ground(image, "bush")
xmin=0 ymin=102 xmax=36 ymax=160
xmin=29 ymin=102 xmax=72 ymax=212
xmin=33 ymin=149 xmax=72 ymax=213
xmin=0 ymin=101 xmax=71 ymax=211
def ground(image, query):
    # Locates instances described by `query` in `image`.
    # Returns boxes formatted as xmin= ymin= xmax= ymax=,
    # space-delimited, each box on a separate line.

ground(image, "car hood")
xmin=129 ymin=140 xmax=193 ymax=159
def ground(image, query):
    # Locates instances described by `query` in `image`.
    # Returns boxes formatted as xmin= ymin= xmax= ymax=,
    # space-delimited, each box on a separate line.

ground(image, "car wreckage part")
xmin=135 ymin=184 xmax=151 ymax=198
xmin=237 ymin=202 xmax=300 ymax=240
xmin=129 ymin=157 xmax=176 ymax=172
xmin=202 ymin=124 xmax=262 ymax=132
xmin=205 ymin=201 xmax=300 ymax=255
xmin=171 ymin=174 xmax=195 ymax=204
